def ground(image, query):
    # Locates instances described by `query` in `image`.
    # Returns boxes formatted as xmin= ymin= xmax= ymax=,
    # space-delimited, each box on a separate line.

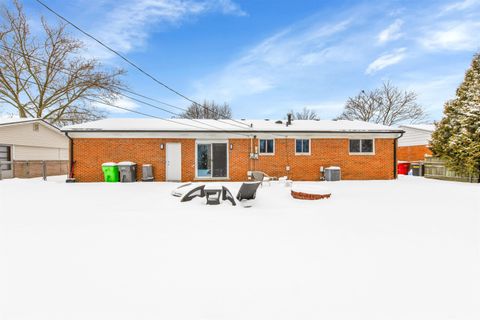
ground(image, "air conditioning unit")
xmin=324 ymin=166 xmax=341 ymax=181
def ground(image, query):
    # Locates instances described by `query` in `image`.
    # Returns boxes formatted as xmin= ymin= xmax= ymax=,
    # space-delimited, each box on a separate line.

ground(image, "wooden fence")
xmin=424 ymin=156 xmax=479 ymax=183
xmin=0 ymin=160 xmax=68 ymax=180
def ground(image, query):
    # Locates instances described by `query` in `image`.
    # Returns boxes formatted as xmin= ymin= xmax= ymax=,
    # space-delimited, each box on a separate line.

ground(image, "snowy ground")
xmin=0 ymin=176 xmax=479 ymax=320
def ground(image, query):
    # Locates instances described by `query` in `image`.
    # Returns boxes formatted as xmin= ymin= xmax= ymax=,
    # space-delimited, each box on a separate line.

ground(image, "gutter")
xmin=62 ymin=129 xmax=406 ymax=134
xmin=65 ymin=132 xmax=75 ymax=182
xmin=393 ymin=131 xmax=404 ymax=179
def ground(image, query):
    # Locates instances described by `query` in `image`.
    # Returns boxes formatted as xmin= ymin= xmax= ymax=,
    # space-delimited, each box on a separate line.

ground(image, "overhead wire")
xmin=0 ymin=44 xmax=252 ymax=132
xmin=33 ymin=0 xmax=253 ymax=130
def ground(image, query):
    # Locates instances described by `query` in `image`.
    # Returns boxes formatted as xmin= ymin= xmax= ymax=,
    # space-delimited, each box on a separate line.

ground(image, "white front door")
xmin=166 ymin=143 xmax=181 ymax=181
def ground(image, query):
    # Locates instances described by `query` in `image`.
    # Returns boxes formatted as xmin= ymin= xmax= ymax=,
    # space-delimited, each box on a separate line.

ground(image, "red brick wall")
xmin=397 ymin=145 xmax=432 ymax=162
xmin=72 ymin=138 xmax=196 ymax=182
xmin=72 ymin=137 xmax=396 ymax=182
xmin=248 ymin=138 xmax=395 ymax=180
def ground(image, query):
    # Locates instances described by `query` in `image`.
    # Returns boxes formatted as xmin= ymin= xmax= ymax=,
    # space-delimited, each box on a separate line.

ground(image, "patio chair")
xmin=222 ymin=186 xmax=236 ymax=206
xmin=236 ymin=181 xmax=261 ymax=201
xmin=171 ymin=182 xmax=193 ymax=197
xmin=180 ymin=185 xmax=206 ymax=202
xmin=251 ymin=171 xmax=273 ymax=186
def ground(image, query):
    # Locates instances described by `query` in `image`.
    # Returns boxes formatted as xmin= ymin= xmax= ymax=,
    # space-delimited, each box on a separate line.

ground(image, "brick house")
xmin=0 ymin=118 xmax=69 ymax=179
xmin=62 ymin=118 xmax=404 ymax=182
xmin=397 ymin=124 xmax=434 ymax=162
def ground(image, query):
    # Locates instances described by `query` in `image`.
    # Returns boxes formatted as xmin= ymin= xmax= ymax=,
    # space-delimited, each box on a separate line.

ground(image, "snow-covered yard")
xmin=1 ymin=176 xmax=479 ymax=320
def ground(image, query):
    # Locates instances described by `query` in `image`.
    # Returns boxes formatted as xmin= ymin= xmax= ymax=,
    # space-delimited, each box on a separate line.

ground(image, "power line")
xmin=0 ymin=72 xmax=215 ymax=130
xmin=0 ymin=70 xmax=257 ymax=136
xmin=33 ymin=0 xmax=252 ymax=129
xmin=0 ymin=43 xmax=253 ymax=132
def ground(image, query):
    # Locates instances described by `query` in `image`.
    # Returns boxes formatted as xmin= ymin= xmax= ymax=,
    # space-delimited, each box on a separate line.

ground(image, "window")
xmin=0 ymin=145 xmax=12 ymax=171
xmin=259 ymin=139 xmax=274 ymax=154
xmin=349 ymin=139 xmax=374 ymax=154
xmin=295 ymin=139 xmax=310 ymax=154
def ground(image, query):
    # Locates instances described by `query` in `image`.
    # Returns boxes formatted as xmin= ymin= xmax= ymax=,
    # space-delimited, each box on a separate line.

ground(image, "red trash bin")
xmin=397 ymin=162 xmax=410 ymax=175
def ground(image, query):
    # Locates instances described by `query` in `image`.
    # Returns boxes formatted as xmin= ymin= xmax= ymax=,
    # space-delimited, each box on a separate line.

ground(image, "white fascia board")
xmin=67 ymin=131 xmax=402 ymax=139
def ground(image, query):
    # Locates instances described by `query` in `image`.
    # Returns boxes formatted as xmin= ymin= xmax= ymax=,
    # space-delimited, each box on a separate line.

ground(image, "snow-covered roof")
xmin=0 ymin=117 xmax=41 ymax=125
xmin=0 ymin=117 xmax=62 ymax=133
xmin=62 ymin=118 xmax=403 ymax=133
xmin=398 ymin=124 xmax=435 ymax=132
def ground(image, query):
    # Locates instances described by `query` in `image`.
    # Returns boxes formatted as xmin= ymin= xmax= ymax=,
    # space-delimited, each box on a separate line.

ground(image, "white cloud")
xmin=421 ymin=21 xmax=480 ymax=51
xmin=399 ymin=74 xmax=463 ymax=120
xmin=441 ymin=0 xmax=480 ymax=12
xmin=88 ymin=0 xmax=245 ymax=57
xmin=378 ymin=19 xmax=404 ymax=44
xmin=193 ymin=18 xmax=354 ymax=101
xmin=365 ymin=48 xmax=407 ymax=75
xmin=95 ymin=97 xmax=140 ymax=114
xmin=212 ymin=0 xmax=247 ymax=16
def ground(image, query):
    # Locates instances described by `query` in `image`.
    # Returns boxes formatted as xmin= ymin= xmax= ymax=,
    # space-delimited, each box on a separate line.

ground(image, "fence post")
xmin=42 ymin=160 xmax=47 ymax=181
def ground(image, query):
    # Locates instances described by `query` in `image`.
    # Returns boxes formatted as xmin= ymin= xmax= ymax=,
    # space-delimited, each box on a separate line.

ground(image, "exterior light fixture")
xmin=230 ymin=143 xmax=233 ymax=150
xmin=160 ymin=143 xmax=164 ymax=150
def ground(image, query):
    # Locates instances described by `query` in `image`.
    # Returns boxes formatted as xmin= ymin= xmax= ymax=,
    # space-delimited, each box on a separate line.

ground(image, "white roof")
xmin=0 ymin=117 xmax=62 ymax=133
xmin=398 ymin=124 xmax=435 ymax=132
xmin=0 ymin=117 xmax=41 ymax=125
xmin=62 ymin=118 xmax=403 ymax=133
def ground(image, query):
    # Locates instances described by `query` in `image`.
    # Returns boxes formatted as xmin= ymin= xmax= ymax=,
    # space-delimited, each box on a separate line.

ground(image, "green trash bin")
xmin=102 ymin=162 xmax=119 ymax=182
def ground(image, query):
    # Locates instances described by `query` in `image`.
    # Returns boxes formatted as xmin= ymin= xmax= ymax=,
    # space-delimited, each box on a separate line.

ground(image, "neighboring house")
xmin=0 ymin=118 xmax=69 ymax=179
xmin=62 ymin=118 xmax=404 ymax=182
xmin=397 ymin=124 xmax=435 ymax=162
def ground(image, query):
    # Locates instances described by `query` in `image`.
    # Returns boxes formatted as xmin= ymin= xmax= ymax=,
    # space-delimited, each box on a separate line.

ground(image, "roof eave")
xmin=62 ymin=129 xmax=405 ymax=134
xmin=0 ymin=118 xmax=62 ymax=133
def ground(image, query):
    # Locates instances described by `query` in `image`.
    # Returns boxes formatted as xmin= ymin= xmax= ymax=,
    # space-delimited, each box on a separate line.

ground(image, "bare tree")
xmin=336 ymin=81 xmax=427 ymax=125
xmin=0 ymin=1 xmax=124 ymax=126
xmin=179 ymin=100 xmax=232 ymax=119
xmin=289 ymin=107 xmax=320 ymax=120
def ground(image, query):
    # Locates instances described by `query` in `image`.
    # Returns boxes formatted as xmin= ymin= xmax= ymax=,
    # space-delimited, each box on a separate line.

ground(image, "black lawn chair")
xmin=222 ymin=186 xmax=236 ymax=206
xmin=236 ymin=181 xmax=261 ymax=201
xmin=180 ymin=185 xmax=206 ymax=202
xmin=171 ymin=182 xmax=193 ymax=197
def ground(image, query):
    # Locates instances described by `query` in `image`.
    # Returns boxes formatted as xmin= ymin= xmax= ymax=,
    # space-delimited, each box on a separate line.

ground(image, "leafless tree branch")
xmin=336 ymin=81 xmax=427 ymax=125
xmin=0 ymin=0 xmax=125 ymax=125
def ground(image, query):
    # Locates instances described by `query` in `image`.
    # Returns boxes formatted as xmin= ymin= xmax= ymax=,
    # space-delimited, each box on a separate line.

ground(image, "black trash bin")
xmin=411 ymin=163 xmax=424 ymax=176
xmin=118 ymin=161 xmax=137 ymax=182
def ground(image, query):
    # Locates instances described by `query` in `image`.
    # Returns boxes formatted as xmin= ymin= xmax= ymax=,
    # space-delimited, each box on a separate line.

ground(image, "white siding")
xmin=0 ymin=121 xmax=69 ymax=161
xmin=13 ymin=145 xmax=68 ymax=160
xmin=0 ymin=121 xmax=68 ymax=148
xmin=398 ymin=126 xmax=432 ymax=147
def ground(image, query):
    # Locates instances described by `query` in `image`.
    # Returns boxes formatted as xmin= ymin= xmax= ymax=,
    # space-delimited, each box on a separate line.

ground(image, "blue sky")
xmin=21 ymin=0 xmax=480 ymax=121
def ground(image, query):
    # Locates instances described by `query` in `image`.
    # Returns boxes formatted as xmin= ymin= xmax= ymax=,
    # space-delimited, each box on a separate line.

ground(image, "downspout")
xmin=252 ymin=135 xmax=257 ymax=171
xmin=393 ymin=132 xmax=404 ymax=179
xmin=65 ymin=132 xmax=75 ymax=182
xmin=285 ymin=135 xmax=289 ymax=177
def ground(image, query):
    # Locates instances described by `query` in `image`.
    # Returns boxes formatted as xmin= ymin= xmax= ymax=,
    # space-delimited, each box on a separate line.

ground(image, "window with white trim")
xmin=259 ymin=139 xmax=274 ymax=154
xmin=295 ymin=139 xmax=310 ymax=154
xmin=349 ymin=139 xmax=374 ymax=154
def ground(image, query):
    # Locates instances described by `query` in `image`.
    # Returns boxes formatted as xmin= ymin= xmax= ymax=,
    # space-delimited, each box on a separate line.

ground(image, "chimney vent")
xmin=287 ymin=113 xmax=293 ymax=126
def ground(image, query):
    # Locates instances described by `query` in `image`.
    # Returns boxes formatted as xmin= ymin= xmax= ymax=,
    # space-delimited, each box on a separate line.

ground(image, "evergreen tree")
xmin=430 ymin=53 xmax=480 ymax=177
